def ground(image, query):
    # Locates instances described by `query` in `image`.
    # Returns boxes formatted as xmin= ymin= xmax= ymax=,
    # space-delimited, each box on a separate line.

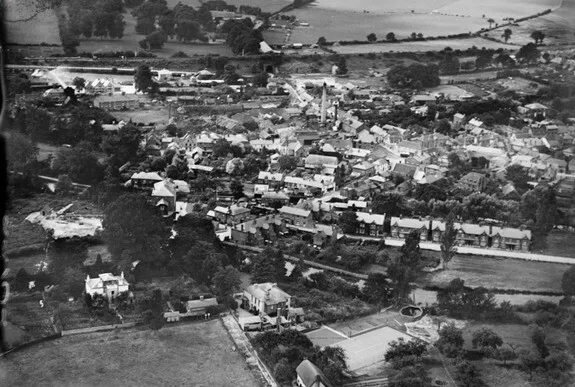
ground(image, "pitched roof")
xmin=245 ymin=283 xmax=290 ymax=305
xmin=355 ymin=212 xmax=385 ymax=226
xmin=152 ymin=180 xmax=176 ymax=198
xmin=296 ymin=360 xmax=333 ymax=387
xmin=390 ymin=217 xmax=428 ymax=229
xmin=279 ymin=206 xmax=311 ymax=217
xmin=131 ymin=172 xmax=163 ymax=181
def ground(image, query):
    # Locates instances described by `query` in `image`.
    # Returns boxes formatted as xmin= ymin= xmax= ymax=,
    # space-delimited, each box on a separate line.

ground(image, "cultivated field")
xmin=0 ymin=320 xmax=262 ymax=387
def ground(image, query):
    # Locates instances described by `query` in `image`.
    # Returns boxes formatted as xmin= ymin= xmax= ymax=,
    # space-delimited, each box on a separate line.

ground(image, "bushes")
xmin=436 ymin=324 xmax=464 ymax=358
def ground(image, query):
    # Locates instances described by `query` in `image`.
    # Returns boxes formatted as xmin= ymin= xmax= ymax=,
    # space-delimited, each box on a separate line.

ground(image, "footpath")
xmin=344 ymin=235 xmax=575 ymax=265
xmin=221 ymin=315 xmax=279 ymax=387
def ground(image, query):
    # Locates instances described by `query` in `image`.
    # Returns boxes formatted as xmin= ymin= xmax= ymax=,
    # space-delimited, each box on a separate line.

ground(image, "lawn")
xmin=544 ymin=229 xmax=575 ymax=258
xmin=0 ymin=320 xmax=262 ymax=387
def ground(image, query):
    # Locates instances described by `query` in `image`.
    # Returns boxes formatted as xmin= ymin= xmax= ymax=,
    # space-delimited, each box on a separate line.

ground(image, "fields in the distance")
xmin=278 ymin=0 xmax=563 ymax=45
xmin=3 ymin=0 xmax=61 ymax=44
xmin=0 ymin=320 xmax=261 ymax=387
xmin=327 ymin=38 xmax=510 ymax=54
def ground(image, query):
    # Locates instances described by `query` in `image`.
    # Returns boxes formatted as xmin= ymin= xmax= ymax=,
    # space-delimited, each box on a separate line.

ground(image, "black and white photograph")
xmin=1 ymin=0 xmax=575 ymax=386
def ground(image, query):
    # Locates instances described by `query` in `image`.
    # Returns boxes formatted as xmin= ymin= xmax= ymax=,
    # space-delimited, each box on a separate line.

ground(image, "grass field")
xmin=329 ymin=38 xmax=510 ymax=54
xmin=3 ymin=0 xmax=61 ymax=45
xmin=422 ymin=254 xmax=570 ymax=293
xmin=1 ymin=320 xmax=261 ymax=387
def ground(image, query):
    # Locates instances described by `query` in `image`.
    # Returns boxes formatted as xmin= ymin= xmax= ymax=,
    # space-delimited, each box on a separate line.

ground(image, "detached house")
xmin=242 ymin=282 xmax=291 ymax=316
xmin=85 ymin=272 xmax=129 ymax=301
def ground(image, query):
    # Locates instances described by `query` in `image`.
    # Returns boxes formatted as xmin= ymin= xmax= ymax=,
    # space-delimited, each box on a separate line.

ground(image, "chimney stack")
xmin=320 ymin=83 xmax=327 ymax=124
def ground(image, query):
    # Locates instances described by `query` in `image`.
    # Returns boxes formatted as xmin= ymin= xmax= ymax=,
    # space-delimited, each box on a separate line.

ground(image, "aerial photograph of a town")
xmin=2 ymin=0 xmax=575 ymax=385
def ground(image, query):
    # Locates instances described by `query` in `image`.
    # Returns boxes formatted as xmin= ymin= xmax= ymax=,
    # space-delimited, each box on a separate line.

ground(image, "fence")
xmin=61 ymin=322 xmax=138 ymax=336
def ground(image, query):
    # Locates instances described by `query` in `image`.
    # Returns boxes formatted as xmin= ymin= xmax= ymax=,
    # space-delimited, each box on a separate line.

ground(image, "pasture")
xmin=283 ymin=0 xmax=563 ymax=45
xmin=0 ymin=320 xmax=261 ymax=387
xmin=328 ymin=38 xmax=510 ymax=54
xmin=3 ymin=0 xmax=61 ymax=45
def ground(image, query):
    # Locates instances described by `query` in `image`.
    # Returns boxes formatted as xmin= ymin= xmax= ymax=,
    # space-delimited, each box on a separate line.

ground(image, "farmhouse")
xmin=85 ymin=272 xmax=129 ymax=301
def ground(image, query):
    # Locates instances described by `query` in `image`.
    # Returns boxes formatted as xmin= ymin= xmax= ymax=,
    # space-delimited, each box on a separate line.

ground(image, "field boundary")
xmin=61 ymin=322 xmax=138 ymax=336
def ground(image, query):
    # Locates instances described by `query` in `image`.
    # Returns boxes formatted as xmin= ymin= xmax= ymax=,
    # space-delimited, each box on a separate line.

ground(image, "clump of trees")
xmin=221 ymin=18 xmax=263 ymax=55
xmin=387 ymin=63 xmax=440 ymax=89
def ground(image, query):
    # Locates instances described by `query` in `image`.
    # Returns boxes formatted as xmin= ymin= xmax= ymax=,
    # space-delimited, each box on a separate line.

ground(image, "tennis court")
xmin=305 ymin=325 xmax=348 ymax=347
xmin=330 ymin=326 xmax=413 ymax=371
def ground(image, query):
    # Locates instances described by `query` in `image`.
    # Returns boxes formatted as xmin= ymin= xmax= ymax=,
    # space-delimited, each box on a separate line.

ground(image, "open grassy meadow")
xmin=3 ymin=0 xmax=61 ymax=45
xmin=328 ymin=38 xmax=510 ymax=54
xmin=0 ymin=320 xmax=262 ymax=387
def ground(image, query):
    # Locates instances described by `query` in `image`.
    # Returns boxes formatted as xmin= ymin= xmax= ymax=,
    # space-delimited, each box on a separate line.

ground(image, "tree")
xmin=103 ymin=193 xmax=169 ymax=270
xmin=107 ymin=13 xmax=126 ymax=39
xmin=80 ymin=14 xmax=94 ymax=38
xmin=252 ymin=72 xmax=269 ymax=87
xmin=140 ymin=288 xmax=165 ymax=330
xmin=278 ymin=155 xmax=298 ymax=172
xmin=388 ymin=231 xmax=421 ymax=303
xmin=455 ymin=360 xmax=483 ymax=387
xmin=385 ymin=337 xmax=427 ymax=364
xmin=336 ymin=57 xmax=348 ymax=75
xmin=436 ymin=324 xmax=464 ymax=358
xmin=146 ymin=30 xmax=168 ymax=49
xmin=389 ymin=366 xmax=425 ymax=387
xmin=562 ymin=266 xmax=575 ymax=298
xmin=59 ymin=267 xmax=86 ymax=298
xmin=338 ymin=211 xmax=359 ymax=234
xmin=230 ymin=179 xmax=244 ymax=199
xmin=367 ymin=33 xmax=377 ymax=42
xmin=310 ymin=346 xmax=349 ymax=386
xmin=317 ymin=36 xmax=327 ymax=45
xmin=517 ymin=43 xmax=541 ymax=63
xmin=5 ymin=131 xmax=38 ymax=172
xmin=440 ymin=212 xmax=457 ymax=270
xmin=439 ymin=53 xmax=460 ymax=75
xmin=387 ymin=63 xmax=440 ymax=88
xmin=223 ymin=64 xmax=241 ymax=85
xmin=472 ymin=328 xmax=503 ymax=353
xmin=251 ymin=247 xmax=286 ymax=283
xmin=487 ymin=18 xmax=495 ymax=28
xmin=213 ymin=265 xmax=241 ymax=297
xmin=494 ymin=347 xmax=516 ymax=365
xmin=176 ymin=20 xmax=206 ymax=42
xmin=363 ymin=273 xmax=392 ymax=307
xmin=475 ymin=51 xmax=493 ymax=69
xmin=136 ymin=17 xmax=156 ymax=35
xmin=519 ymin=349 xmax=544 ymax=379
xmin=531 ymin=30 xmax=545 ymax=45
xmin=72 ymin=77 xmax=86 ymax=90
xmin=56 ymin=174 xmax=74 ymax=195
xmin=386 ymin=32 xmax=396 ymax=42
xmin=101 ymin=124 xmax=142 ymax=169
xmin=134 ymin=65 xmax=155 ymax=93
xmin=531 ymin=328 xmax=549 ymax=359
xmin=506 ymin=164 xmax=530 ymax=190
xmin=372 ymin=193 xmax=405 ymax=217
xmin=411 ymin=32 xmax=417 ymax=41
xmin=53 ymin=145 xmax=105 ymax=185
xmin=502 ymin=28 xmax=512 ymax=43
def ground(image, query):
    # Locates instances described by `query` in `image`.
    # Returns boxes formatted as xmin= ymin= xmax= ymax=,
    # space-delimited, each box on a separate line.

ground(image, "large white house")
xmin=85 ymin=272 xmax=130 ymax=300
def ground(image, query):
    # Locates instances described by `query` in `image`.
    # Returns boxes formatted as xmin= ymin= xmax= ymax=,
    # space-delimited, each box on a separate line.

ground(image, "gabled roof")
xmin=131 ymin=172 xmax=163 ymax=181
xmin=355 ymin=212 xmax=385 ymax=226
xmin=152 ymin=180 xmax=176 ymax=198
xmin=296 ymin=360 xmax=333 ymax=387
xmin=279 ymin=206 xmax=311 ymax=217
xmin=390 ymin=217 xmax=427 ymax=229
xmin=245 ymin=283 xmax=290 ymax=305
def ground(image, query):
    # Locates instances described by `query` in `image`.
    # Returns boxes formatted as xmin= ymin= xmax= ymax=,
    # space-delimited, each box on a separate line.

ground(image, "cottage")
xmin=491 ymin=227 xmax=531 ymax=251
xmin=296 ymin=360 xmax=333 ymax=387
xmin=243 ymin=283 xmax=291 ymax=316
xmin=456 ymin=223 xmax=491 ymax=247
xmin=85 ymin=272 xmax=129 ymax=301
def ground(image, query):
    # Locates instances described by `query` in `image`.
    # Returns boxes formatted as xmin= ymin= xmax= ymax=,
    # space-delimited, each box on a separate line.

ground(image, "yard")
xmin=1 ymin=320 xmax=262 ymax=387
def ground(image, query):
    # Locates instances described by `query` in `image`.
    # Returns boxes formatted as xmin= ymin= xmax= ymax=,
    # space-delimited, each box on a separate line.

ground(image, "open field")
xmin=0 ymin=320 xmax=261 ymax=387
xmin=3 ymin=0 xmax=61 ymax=45
xmin=76 ymin=12 xmax=233 ymax=58
xmin=328 ymin=38 xmax=511 ymax=54
xmin=544 ymin=229 xmax=575 ymax=258
xmin=421 ymin=254 xmax=571 ymax=293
